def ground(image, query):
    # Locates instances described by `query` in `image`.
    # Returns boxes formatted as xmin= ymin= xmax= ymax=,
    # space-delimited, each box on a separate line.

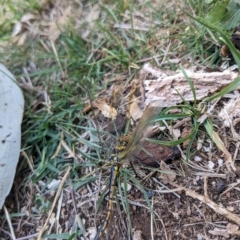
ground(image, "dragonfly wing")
xmin=119 ymin=104 xmax=162 ymax=159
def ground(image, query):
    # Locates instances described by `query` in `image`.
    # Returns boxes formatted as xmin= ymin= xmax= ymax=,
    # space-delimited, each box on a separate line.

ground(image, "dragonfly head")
xmin=109 ymin=154 xmax=119 ymax=163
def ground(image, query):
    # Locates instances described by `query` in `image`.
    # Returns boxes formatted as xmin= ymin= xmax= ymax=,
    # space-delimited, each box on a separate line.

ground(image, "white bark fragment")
xmin=0 ymin=64 xmax=24 ymax=209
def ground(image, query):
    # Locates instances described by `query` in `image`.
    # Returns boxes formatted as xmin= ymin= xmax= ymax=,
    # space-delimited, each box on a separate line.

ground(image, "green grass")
xmin=1 ymin=0 xmax=240 ymax=239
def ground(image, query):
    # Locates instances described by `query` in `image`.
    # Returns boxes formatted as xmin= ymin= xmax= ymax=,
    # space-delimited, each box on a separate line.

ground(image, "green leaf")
xmin=221 ymin=0 xmax=240 ymax=30
xmin=73 ymin=176 xmax=98 ymax=190
xmin=180 ymin=65 xmax=197 ymax=108
xmin=205 ymin=0 xmax=240 ymax=31
xmin=147 ymin=130 xmax=195 ymax=146
xmin=203 ymin=76 xmax=240 ymax=102
xmin=205 ymin=0 xmax=228 ymax=25
xmin=187 ymin=14 xmax=240 ymax=68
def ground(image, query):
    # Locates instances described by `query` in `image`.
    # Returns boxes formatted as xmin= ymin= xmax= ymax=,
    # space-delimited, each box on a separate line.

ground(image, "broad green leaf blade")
xmin=205 ymin=1 xmax=228 ymax=25
xmin=180 ymin=65 xmax=197 ymax=107
xmin=155 ymin=113 xmax=191 ymax=121
xmin=221 ymin=0 xmax=240 ymax=30
xmin=204 ymin=0 xmax=240 ymax=30
xmin=147 ymin=130 xmax=195 ymax=146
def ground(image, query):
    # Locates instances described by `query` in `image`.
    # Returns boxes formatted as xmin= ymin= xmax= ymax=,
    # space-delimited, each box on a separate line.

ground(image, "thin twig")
xmin=16 ymin=233 xmax=38 ymax=240
xmin=151 ymin=196 xmax=154 ymax=240
xmin=37 ymin=166 xmax=71 ymax=240
xmin=152 ymin=177 xmax=181 ymax=198
xmin=4 ymin=206 xmax=16 ymax=240
xmin=170 ymin=182 xmax=240 ymax=225
xmin=204 ymin=174 xmax=209 ymax=198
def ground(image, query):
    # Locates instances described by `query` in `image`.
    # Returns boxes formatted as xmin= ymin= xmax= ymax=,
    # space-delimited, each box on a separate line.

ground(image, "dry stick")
xmin=231 ymin=230 xmax=240 ymax=235
xmin=70 ymin=187 xmax=86 ymax=233
xmin=193 ymin=172 xmax=226 ymax=178
xmin=61 ymin=139 xmax=76 ymax=158
xmin=51 ymin=132 xmax=64 ymax=159
xmin=153 ymin=210 xmax=168 ymax=240
xmin=22 ymin=151 xmax=34 ymax=172
xmin=233 ymin=142 xmax=240 ymax=164
xmin=3 ymin=206 xmax=16 ymax=240
xmin=159 ymin=218 xmax=168 ymax=240
xmin=37 ymin=166 xmax=71 ymax=240
xmin=16 ymin=233 xmax=38 ymax=240
xmin=50 ymin=40 xmax=64 ymax=76
xmin=220 ymin=181 xmax=240 ymax=198
xmin=153 ymin=177 xmax=181 ymax=198
xmin=55 ymin=191 xmax=63 ymax=234
xmin=151 ymin=196 xmax=154 ymax=240
xmin=203 ymin=174 xmax=208 ymax=198
xmin=170 ymin=182 xmax=240 ymax=226
xmin=154 ymin=187 xmax=184 ymax=194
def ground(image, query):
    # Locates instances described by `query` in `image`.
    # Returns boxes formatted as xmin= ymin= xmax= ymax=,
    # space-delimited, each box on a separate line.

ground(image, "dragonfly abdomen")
xmin=95 ymin=164 xmax=119 ymax=239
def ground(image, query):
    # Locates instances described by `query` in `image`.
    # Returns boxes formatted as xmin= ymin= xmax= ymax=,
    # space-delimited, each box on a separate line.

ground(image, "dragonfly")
xmin=94 ymin=104 xmax=174 ymax=239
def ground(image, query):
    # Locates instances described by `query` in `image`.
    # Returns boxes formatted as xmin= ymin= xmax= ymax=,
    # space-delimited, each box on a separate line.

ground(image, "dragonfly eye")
xmin=109 ymin=154 xmax=119 ymax=163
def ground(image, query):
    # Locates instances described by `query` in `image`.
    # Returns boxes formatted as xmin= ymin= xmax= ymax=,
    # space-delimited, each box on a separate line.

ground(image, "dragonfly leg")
xmin=129 ymin=160 xmax=139 ymax=177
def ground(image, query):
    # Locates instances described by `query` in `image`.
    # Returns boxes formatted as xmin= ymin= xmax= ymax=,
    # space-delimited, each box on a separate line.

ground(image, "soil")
xmin=92 ymin=159 xmax=240 ymax=240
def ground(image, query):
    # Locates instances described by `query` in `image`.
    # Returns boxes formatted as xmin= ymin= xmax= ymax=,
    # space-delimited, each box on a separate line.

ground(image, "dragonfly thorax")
xmin=109 ymin=154 xmax=120 ymax=163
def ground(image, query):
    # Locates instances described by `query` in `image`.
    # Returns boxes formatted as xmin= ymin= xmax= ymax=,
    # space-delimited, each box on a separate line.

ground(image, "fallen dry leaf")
xmin=160 ymin=161 xmax=176 ymax=184
xmin=129 ymin=95 xmax=143 ymax=121
xmin=172 ymin=128 xmax=181 ymax=140
xmin=12 ymin=13 xmax=37 ymax=37
xmin=219 ymin=98 xmax=240 ymax=127
xmin=226 ymin=223 xmax=239 ymax=232
xmin=128 ymin=71 xmax=146 ymax=121
xmin=133 ymin=230 xmax=143 ymax=240
xmin=93 ymin=99 xmax=117 ymax=119
xmin=80 ymin=4 xmax=101 ymax=39
xmin=109 ymin=84 xmax=124 ymax=108
xmin=181 ymin=126 xmax=192 ymax=149
xmin=12 ymin=22 xmax=23 ymax=37
xmin=48 ymin=6 xmax=72 ymax=42
xmin=12 ymin=32 xmax=28 ymax=46
xmin=219 ymin=97 xmax=240 ymax=140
